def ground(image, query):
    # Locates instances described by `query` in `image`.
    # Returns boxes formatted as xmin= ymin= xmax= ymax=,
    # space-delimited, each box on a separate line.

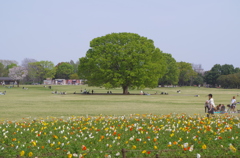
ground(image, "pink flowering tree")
xmin=8 ymin=66 xmax=28 ymax=86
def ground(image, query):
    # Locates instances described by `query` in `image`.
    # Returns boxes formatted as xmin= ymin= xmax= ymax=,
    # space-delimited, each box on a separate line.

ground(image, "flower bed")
xmin=0 ymin=114 xmax=239 ymax=157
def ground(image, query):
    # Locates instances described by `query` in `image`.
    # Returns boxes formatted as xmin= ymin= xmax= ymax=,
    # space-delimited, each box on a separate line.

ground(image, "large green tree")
xmin=158 ymin=53 xmax=179 ymax=85
xmin=55 ymin=62 xmax=74 ymax=79
xmin=78 ymin=32 xmax=166 ymax=94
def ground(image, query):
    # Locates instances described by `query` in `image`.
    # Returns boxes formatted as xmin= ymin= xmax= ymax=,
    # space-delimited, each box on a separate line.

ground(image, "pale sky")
xmin=1 ymin=0 xmax=239 ymax=71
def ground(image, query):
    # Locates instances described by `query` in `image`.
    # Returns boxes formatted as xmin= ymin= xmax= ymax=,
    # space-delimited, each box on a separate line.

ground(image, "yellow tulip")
xmin=28 ymin=152 xmax=33 ymax=157
xmin=229 ymin=144 xmax=236 ymax=153
xmin=20 ymin=150 xmax=25 ymax=156
xmin=68 ymin=154 xmax=72 ymax=158
xmin=202 ymin=144 xmax=207 ymax=149
xmin=132 ymin=145 xmax=137 ymax=149
xmin=32 ymin=141 xmax=36 ymax=146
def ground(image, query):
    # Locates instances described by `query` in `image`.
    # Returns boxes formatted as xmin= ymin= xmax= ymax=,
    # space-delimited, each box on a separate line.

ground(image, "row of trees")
xmin=1 ymin=33 xmax=239 ymax=93
xmin=1 ymin=58 xmax=199 ymax=88
xmin=0 ymin=59 xmax=79 ymax=84
xmin=204 ymin=64 xmax=240 ymax=88
xmin=77 ymin=33 xmax=240 ymax=93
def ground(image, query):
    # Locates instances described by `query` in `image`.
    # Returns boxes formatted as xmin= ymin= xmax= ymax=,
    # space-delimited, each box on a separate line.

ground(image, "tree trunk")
xmin=122 ymin=85 xmax=128 ymax=94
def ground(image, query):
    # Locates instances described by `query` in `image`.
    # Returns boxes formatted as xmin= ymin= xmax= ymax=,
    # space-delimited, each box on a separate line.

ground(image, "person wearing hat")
xmin=207 ymin=94 xmax=216 ymax=117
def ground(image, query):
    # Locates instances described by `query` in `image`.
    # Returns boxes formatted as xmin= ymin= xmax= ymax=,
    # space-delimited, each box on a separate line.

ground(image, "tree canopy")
xmin=69 ymin=60 xmax=79 ymax=74
xmin=55 ymin=62 xmax=74 ymax=79
xmin=28 ymin=62 xmax=45 ymax=83
xmin=21 ymin=58 xmax=38 ymax=68
xmin=204 ymin=64 xmax=237 ymax=87
xmin=8 ymin=66 xmax=28 ymax=81
xmin=78 ymin=32 xmax=166 ymax=94
xmin=177 ymin=62 xmax=197 ymax=86
xmin=0 ymin=63 xmax=7 ymax=77
xmin=0 ymin=62 xmax=17 ymax=77
xmin=38 ymin=61 xmax=56 ymax=79
xmin=158 ymin=53 xmax=179 ymax=85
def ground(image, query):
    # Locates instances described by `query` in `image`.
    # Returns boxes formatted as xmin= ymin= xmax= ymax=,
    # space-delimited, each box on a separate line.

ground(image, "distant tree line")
xmin=0 ymin=59 xmax=79 ymax=84
xmin=204 ymin=64 xmax=240 ymax=88
xmin=1 ymin=33 xmax=239 ymax=91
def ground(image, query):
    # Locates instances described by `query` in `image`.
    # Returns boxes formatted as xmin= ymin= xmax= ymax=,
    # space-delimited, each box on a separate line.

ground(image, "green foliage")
xmin=6 ymin=63 xmax=17 ymax=70
xmin=221 ymin=64 xmax=235 ymax=75
xmin=78 ymin=32 xmax=166 ymax=94
xmin=177 ymin=62 xmax=197 ymax=86
xmin=69 ymin=73 xmax=79 ymax=79
xmin=55 ymin=62 xmax=74 ymax=79
xmin=235 ymin=67 xmax=240 ymax=73
xmin=205 ymin=64 xmax=237 ymax=87
xmin=217 ymin=72 xmax=240 ymax=88
xmin=38 ymin=61 xmax=56 ymax=79
xmin=27 ymin=61 xmax=55 ymax=83
xmin=158 ymin=53 xmax=179 ymax=85
xmin=205 ymin=65 xmax=219 ymax=86
xmin=28 ymin=62 xmax=45 ymax=83
xmin=69 ymin=60 xmax=79 ymax=73
xmin=0 ymin=62 xmax=7 ymax=77
xmin=0 ymin=62 xmax=17 ymax=77
xmin=192 ymin=73 xmax=204 ymax=86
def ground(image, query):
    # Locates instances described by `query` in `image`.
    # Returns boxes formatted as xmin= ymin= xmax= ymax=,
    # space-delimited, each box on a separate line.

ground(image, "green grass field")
xmin=0 ymin=85 xmax=239 ymax=121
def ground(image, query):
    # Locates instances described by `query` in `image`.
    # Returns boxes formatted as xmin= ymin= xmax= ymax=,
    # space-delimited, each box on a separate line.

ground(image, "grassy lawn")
xmin=0 ymin=85 xmax=239 ymax=121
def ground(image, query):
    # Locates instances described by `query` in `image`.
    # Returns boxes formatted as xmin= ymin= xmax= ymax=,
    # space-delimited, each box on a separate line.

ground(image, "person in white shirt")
xmin=207 ymin=94 xmax=215 ymax=117
xmin=230 ymin=96 xmax=236 ymax=113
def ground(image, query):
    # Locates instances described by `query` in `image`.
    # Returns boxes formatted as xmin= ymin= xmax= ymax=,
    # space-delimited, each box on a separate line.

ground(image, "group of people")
xmin=81 ymin=89 xmax=94 ymax=94
xmin=205 ymin=94 xmax=237 ymax=117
